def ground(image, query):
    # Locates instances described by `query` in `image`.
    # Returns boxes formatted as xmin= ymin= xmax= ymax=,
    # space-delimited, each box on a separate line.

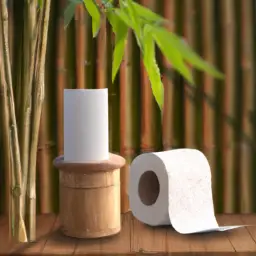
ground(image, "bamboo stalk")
xmin=239 ymin=0 xmax=254 ymax=213
xmin=201 ymin=0 xmax=217 ymax=209
xmin=120 ymin=28 xmax=140 ymax=212
xmin=172 ymin=0 xmax=185 ymax=148
xmin=0 ymin=1 xmax=12 ymax=90
xmin=162 ymin=0 xmax=175 ymax=150
xmin=0 ymin=23 xmax=12 ymax=237
xmin=75 ymin=4 xmax=94 ymax=89
xmin=96 ymin=16 xmax=108 ymax=90
xmin=39 ymin=0 xmax=57 ymax=214
xmin=56 ymin=0 xmax=66 ymax=156
xmin=75 ymin=4 xmax=85 ymax=89
xmin=140 ymin=0 xmax=162 ymax=154
xmin=0 ymin=0 xmax=27 ymax=242
xmin=38 ymin=108 xmax=51 ymax=213
xmin=0 ymin=49 xmax=27 ymax=242
xmin=9 ymin=128 xmax=15 ymax=238
xmin=106 ymin=22 xmax=116 ymax=152
xmin=183 ymin=0 xmax=196 ymax=149
xmin=119 ymin=46 xmax=130 ymax=213
xmin=95 ymin=1 xmax=116 ymax=155
xmin=220 ymin=0 xmax=236 ymax=213
xmin=0 ymin=118 xmax=3 ymax=215
xmin=85 ymin=14 xmax=95 ymax=90
xmin=66 ymin=23 xmax=76 ymax=89
xmin=96 ymin=20 xmax=106 ymax=89
xmin=140 ymin=0 xmax=154 ymax=154
xmin=0 ymin=12 xmax=14 ymax=239
xmin=7 ymin=0 xmax=13 ymax=69
xmin=20 ymin=0 xmax=38 ymax=219
xmin=27 ymin=0 xmax=51 ymax=241
xmin=37 ymin=19 xmax=47 ymax=215
xmin=55 ymin=1 xmax=67 ymax=212
xmin=0 ymin=9 xmax=11 ymax=217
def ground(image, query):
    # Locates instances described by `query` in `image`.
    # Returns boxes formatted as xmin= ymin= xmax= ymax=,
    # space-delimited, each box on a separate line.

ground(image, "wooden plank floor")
xmin=1 ymin=213 xmax=256 ymax=255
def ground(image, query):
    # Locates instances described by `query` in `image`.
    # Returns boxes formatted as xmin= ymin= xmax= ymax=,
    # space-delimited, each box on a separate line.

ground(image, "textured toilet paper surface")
xmin=129 ymin=149 xmax=246 ymax=234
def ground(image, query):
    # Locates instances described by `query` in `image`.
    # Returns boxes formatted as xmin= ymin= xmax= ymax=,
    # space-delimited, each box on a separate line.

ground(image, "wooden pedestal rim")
xmin=53 ymin=153 xmax=126 ymax=239
xmin=53 ymin=153 xmax=126 ymax=173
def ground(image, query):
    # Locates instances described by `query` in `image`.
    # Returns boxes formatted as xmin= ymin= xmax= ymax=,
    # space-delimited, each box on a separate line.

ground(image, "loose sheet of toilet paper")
xmin=129 ymin=149 xmax=246 ymax=234
xmin=64 ymin=89 xmax=109 ymax=163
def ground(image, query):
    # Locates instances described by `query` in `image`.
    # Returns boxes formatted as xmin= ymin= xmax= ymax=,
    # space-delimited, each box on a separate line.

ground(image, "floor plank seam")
xmin=226 ymin=233 xmax=237 ymax=252
xmin=164 ymin=227 xmax=167 ymax=252
xmin=240 ymin=215 xmax=256 ymax=246
xmin=40 ymin=214 xmax=58 ymax=253
xmin=245 ymin=226 xmax=256 ymax=245
xmin=130 ymin=213 xmax=133 ymax=253
xmin=72 ymin=239 xmax=79 ymax=255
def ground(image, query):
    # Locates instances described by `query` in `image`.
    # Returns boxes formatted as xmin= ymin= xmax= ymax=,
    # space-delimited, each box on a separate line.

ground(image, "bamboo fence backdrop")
xmin=0 ymin=0 xmax=256 ymax=215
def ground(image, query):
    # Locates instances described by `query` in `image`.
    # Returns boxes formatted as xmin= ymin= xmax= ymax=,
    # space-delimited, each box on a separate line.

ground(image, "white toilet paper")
xmin=129 ymin=149 xmax=245 ymax=234
xmin=64 ymin=89 xmax=109 ymax=163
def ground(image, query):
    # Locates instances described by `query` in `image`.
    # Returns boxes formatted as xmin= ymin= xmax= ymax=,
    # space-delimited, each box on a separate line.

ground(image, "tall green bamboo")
xmin=0 ymin=0 xmax=52 ymax=242
xmin=27 ymin=0 xmax=51 ymax=241
xmin=20 ymin=0 xmax=38 ymax=219
xmin=0 ymin=0 xmax=27 ymax=242
xmin=0 ymin=20 xmax=12 ymax=238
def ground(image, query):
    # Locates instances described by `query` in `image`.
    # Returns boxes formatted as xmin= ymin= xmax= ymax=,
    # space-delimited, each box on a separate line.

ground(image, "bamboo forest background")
xmin=1 ymin=0 xmax=256 ymax=215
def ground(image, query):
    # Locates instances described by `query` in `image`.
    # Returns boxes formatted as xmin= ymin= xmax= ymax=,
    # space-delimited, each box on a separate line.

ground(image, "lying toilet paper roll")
xmin=129 ymin=149 xmax=245 ymax=234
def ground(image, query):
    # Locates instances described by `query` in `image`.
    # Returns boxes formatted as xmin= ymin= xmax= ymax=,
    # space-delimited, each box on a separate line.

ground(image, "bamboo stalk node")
xmin=53 ymin=153 xmax=126 ymax=239
xmin=11 ymin=186 xmax=21 ymax=197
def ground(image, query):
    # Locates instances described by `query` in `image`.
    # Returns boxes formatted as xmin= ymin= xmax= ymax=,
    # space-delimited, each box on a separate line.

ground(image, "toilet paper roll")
xmin=129 ymin=149 xmax=245 ymax=234
xmin=64 ymin=89 xmax=109 ymax=163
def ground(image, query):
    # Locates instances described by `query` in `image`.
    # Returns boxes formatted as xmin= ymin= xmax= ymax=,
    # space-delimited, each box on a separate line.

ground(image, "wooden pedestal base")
xmin=53 ymin=153 xmax=126 ymax=238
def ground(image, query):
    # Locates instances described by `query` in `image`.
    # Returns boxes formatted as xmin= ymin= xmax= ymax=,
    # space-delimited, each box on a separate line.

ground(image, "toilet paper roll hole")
xmin=138 ymin=171 xmax=160 ymax=206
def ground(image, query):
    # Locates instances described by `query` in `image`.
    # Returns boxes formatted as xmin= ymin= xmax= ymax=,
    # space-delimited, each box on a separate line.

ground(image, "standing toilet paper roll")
xmin=64 ymin=89 xmax=109 ymax=163
xmin=129 ymin=149 xmax=245 ymax=234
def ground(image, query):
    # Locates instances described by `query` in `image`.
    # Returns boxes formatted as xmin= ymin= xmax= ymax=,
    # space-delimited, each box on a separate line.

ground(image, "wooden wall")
xmin=0 ymin=0 xmax=256 ymax=214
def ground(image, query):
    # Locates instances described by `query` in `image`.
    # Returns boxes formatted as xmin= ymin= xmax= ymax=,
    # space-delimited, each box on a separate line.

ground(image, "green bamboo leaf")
xmin=151 ymin=26 xmax=224 ymax=79
xmin=83 ymin=0 xmax=101 ymax=37
xmin=119 ymin=0 xmax=126 ymax=10
xmin=149 ymin=28 xmax=192 ymax=83
xmin=149 ymin=26 xmax=193 ymax=84
xmin=142 ymin=25 xmax=164 ymax=110
xmin=106 ymin=11 xmax=118 ymax=32
xmin=114 ymin=8 xmax=134 ymax=29
xmin=64 ymin=0 xmax=82 ymax=29
xmin=125 ymin=0 xmax=141 ymax=36
xmin=132 ymin=1 xmax=167 ymax=25
xmin=115 ymin=5 xmax=142 ymax=50
xmin=107 ymin=12 xmax=128 ymax=82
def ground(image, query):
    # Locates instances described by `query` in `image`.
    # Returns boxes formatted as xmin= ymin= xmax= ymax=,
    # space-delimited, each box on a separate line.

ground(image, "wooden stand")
xmin=53 ymin=153 xmax=126 ymax=239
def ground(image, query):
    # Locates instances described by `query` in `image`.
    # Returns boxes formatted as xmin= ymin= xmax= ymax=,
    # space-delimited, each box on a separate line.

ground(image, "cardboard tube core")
xmin=138 ymin=170 xmax=160 ymax=206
